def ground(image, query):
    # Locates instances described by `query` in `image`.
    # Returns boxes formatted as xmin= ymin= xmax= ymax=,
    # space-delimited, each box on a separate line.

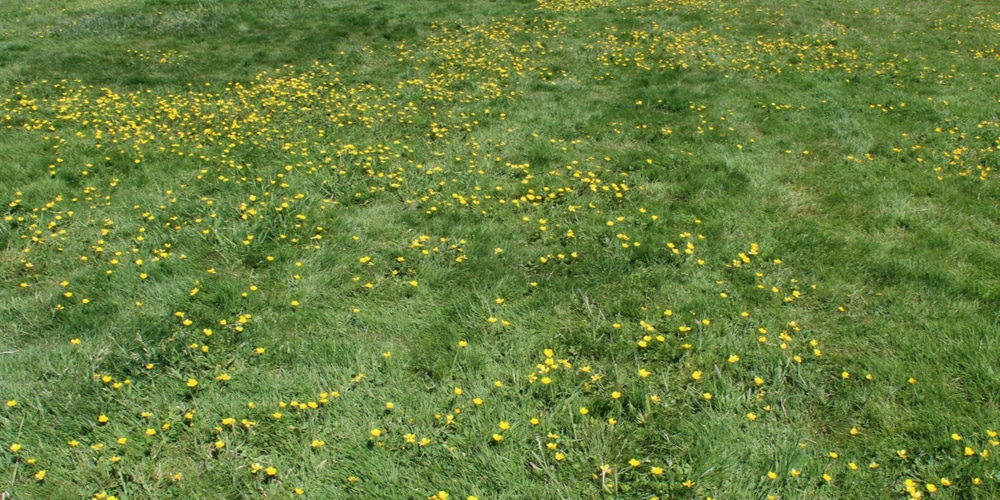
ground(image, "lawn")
xmin=1 ymin=0 xmax=999 ymax=498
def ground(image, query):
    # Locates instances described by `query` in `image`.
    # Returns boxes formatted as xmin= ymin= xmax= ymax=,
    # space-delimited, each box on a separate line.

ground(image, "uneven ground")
xmin=1 ymin=0 xmax=999 ymax=498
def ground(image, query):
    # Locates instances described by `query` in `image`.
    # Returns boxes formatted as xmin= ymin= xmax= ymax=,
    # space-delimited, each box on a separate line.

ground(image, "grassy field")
xmin=1 ymin=0 xmax=999 ymax=498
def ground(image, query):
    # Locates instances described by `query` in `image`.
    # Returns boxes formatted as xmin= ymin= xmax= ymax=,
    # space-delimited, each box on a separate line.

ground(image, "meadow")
xmin=1 ymin=0 xmax=999 ymax=498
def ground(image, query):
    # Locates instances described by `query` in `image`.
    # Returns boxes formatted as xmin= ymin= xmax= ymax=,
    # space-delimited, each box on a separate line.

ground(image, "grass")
xmin=1 ymin=0 xmax=999 ymax=498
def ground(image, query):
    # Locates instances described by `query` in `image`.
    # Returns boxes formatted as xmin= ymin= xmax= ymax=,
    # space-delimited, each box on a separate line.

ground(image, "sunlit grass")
xmin=1 ymin=0 xmax=999 ymax=498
